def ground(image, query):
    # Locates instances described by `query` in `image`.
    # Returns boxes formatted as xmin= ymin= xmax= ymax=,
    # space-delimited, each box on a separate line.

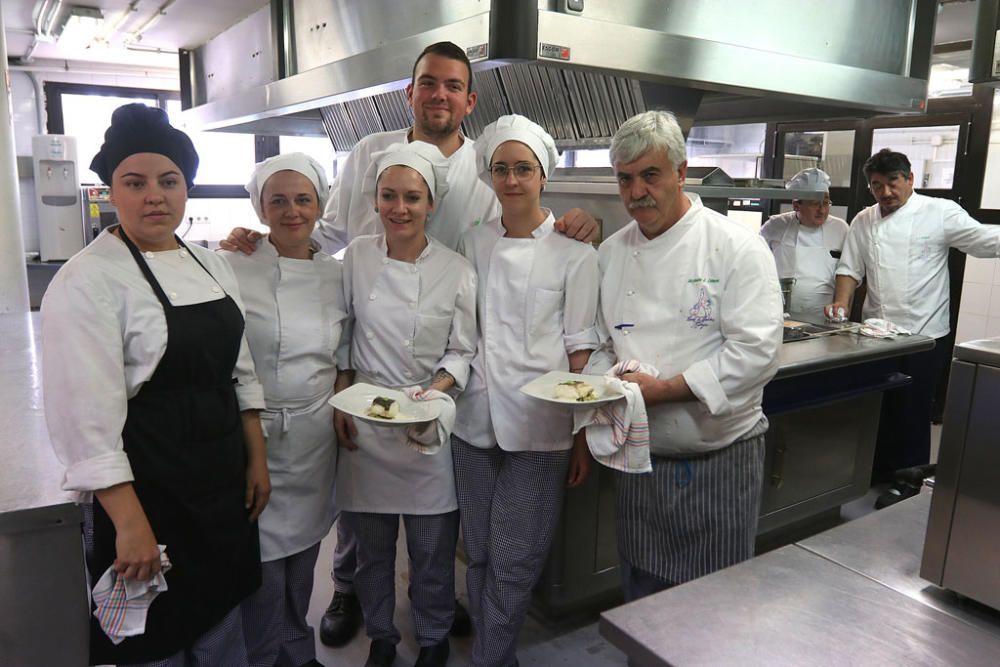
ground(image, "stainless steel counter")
xmin=0 ymin=311 xmax=75 ymax=513
xmin=775 ymin=326 xmax=935 ymax=380
xmin=0 ymin=312 xmax=87 ymax=666
xmin=802 ymin=494 xmax=1000 ymax=639
xmin=600 ymin=494 xmax=1000 ymax=666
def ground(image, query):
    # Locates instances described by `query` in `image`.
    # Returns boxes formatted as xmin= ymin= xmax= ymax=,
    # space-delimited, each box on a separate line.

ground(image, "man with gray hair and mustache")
xmin=584 ymin=110 xmax=783 ymax=600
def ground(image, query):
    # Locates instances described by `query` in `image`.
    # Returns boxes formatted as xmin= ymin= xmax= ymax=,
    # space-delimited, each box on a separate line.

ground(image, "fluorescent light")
xmin=57 ymin=7 xmax=105 ymax=49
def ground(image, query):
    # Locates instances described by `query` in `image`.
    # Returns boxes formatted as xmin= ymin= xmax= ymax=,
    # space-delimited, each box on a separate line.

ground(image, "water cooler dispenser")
xmin=32 ymin=135 xmax=84 ymax=261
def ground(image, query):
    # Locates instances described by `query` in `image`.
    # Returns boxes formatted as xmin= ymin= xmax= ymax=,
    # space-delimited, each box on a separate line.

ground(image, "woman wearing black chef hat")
xmin=41 ymin=103 xmax=270 ymax=666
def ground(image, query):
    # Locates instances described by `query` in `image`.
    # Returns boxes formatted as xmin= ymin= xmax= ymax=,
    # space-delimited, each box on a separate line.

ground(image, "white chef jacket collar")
xmin=876 ymin=191 xmax=922 ymax=222
xmin=405 ymin=128 xmax=469 ymax=156
xmin=634 ymin=192 xmax=702 ymax=246
xmin=374 ymin=233 xmax=436 ymax=262
xmin=497 ymin=209 xmax=556 ymax=239
xmin=260 ymin=234 xmax=321 ymax=258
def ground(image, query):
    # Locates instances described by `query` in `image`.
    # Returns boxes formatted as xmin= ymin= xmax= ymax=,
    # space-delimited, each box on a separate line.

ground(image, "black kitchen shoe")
xmin=365 ymin=639 xmax=397 ymax=667
xmin=449 ymin=598 xmax=471 ymax=637
xmin=319 ymin=590 xmax=362 ymax=647
xmin=414 ymin=639 xmax=449 ymax=667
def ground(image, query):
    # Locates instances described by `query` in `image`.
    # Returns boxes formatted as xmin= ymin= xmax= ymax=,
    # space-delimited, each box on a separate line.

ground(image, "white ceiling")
xmin=1 ymin=1 xmax=984 ymax=74
xmin=2 ymin=0 xmax=267 ymax=69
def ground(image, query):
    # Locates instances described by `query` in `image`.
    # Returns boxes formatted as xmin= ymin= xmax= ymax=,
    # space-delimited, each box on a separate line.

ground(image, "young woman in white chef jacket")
xmin=333 ymin=141 xmax=477 ymax=667
xmin=221 ymin=153 xmax=348 ymax=667
xmin=451 ymin=114 xmax=598 ymax=667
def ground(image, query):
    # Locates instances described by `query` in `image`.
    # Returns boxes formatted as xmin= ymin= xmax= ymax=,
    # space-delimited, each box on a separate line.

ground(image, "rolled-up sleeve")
xmin=436 ymin=263 xmax=478 ymax=391
xmin=682 ymin=237 xmax=783 ymax=416
xmin=41 ymin=271 xmax=134 ymax=492
xmin=562 ymin=246 xmax=600 ymax=353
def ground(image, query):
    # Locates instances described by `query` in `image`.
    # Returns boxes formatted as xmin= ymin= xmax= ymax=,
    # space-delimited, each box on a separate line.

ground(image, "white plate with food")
xmin=328 ymin=383 xmax=440 ymax=426
xmin=518 ymin=371 xmax=626 ymax=407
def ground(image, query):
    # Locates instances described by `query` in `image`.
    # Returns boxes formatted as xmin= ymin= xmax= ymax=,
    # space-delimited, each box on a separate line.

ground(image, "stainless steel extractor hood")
xmin=180 ymin=0 xmax=938 ymax=149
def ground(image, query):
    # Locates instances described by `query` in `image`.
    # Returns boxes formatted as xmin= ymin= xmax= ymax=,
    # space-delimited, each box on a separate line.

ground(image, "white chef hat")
xmin=786 ymin=167 xmax=831 ymax=198
xmin=475 ymin=114 xmax=560 ymax=187
xmin=245 ymin=152 xmax=330 ymax=225
xmin=363 ymin=140 xmax=450 ymax=204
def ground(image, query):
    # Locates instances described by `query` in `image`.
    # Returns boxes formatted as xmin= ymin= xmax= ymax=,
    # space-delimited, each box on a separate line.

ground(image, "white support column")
xmin=0 ymin=10 xmax=31 ymax=313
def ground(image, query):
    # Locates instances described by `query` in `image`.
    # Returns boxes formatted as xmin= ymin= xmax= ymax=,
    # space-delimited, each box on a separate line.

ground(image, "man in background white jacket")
xmin=760 ymin=168 xmax=848 ymax=316
xmin=586 ymin=110 xmax=783 ymax=600
xmin=828 ymin=148 xmax=1000 ymax=495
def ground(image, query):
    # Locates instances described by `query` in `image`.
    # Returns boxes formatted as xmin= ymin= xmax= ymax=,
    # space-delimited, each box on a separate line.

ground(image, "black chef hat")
xmin=90 ymin=103 xmax=199 ymax=189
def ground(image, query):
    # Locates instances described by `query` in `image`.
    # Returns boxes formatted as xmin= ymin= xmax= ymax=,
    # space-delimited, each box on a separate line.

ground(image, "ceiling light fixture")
xmin=95 ymin=0 xmax=141 ymax=47
xmin=123 ymin=0 xmax=176 ymax=45
xmin=34 ymin=2 xmax=104 ymax=47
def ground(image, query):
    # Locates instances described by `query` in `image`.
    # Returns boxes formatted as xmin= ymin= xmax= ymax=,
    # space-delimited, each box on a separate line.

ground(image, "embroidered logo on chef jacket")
xmin=915 ymin=233 xmax=933 ymax=259
xmin=686 ymin=285 xmax=714 ymax=329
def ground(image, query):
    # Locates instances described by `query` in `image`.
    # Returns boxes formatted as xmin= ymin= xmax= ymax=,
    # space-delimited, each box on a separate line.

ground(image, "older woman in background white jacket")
xmin=223 ymin=153 xmax=347 ymax=667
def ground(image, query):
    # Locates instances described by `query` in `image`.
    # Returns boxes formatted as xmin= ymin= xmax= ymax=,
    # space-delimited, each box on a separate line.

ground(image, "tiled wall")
xmin=181 ymin=198 xmax=267 ymax=246
xmin=956 ymin=256 xmax=1000 ymax=343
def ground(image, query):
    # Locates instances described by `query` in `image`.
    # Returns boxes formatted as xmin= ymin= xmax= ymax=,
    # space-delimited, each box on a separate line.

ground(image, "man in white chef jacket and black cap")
xmin=584 ymin=110 xmax=783 ymax=601
xmin=760 ymin=168 xmax=848 ymax=315
xmin=828 ymin=148 xmax=1000 ymax=500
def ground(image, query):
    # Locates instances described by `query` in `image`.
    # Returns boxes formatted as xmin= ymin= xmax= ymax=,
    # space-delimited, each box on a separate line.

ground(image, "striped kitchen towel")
xmin=574 ymin=360 xmax=655 ymax=474
xmin=92 ymin=545 xmax=171 ymax=644
xmin=403 ymin=387 xmax=456 ymax=455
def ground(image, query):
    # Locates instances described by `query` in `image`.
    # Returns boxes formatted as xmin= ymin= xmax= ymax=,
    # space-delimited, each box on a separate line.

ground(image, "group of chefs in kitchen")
xmin=39 ymin=39 xmax=1000 ymax=667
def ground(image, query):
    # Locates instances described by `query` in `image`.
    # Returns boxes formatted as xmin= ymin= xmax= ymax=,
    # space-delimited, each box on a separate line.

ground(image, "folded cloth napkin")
xmin=92 ymin=545 xmax=172 ymax=645
xmin=573 ymin=360 xmax=655 ymax=474
xmin=859 ymin=317 xmax=912 ymax=338
xmin=403 ymin=387 xmax=456 ymax=455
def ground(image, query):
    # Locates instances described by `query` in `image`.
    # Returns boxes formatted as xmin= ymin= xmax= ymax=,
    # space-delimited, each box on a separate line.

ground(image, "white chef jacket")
xmin=334 ymin=234 xmax=477 ymax=514
xmin=222 ymin=238 xmax=347 ymax=561
xmin=760 ymin=210 xmax=848 ymax=314
xmin=453 ymin=212 xmax=600 ymax=452
xmin=837 ymin=193 xmax=1000 ymax=338
xmin=588 ymin=194 xmax=783 ymax=456
xmin=315 ymin=128 xmax=501 ymax=253
xmin=41 ymin=229 xmax=265 ymax=499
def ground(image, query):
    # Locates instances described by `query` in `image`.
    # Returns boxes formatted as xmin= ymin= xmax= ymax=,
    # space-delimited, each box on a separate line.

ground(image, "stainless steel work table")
xmin=600 ymin=494 xmax=1000 ymax=666
xmin=0 ymin=312 xmax=88 ymax=665
xmin=774 ymin=328 xmax=934 ymax=380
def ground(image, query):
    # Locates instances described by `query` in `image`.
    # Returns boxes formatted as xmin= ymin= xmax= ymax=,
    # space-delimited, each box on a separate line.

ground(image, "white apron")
xmin=791 ymin=243 xmax=837 ymax=315
xmin=334 ymin=372 xmax=457 ymax=515
xmin=335 ymin=246 xmax=464 ymax=516
xmin=259 ymin=391 xmax=339 ymax=560
xmin=223 ymin=245 xmax=345 ymax=562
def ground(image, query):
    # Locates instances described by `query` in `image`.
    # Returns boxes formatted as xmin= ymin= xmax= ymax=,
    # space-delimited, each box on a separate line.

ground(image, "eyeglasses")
xmin=489 ymin=162 xmax=542 ymax=180
xmin=800 ymin=199 xmax=832 ymax=208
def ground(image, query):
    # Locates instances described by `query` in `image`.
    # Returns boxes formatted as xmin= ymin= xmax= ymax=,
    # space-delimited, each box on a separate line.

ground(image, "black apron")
xmin=88 ymin=228 xmax=261 ymax=664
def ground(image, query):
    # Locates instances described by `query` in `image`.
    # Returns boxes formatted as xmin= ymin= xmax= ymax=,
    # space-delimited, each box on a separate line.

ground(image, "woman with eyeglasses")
xmin=451 ymin=114 xmax=598 ymax=667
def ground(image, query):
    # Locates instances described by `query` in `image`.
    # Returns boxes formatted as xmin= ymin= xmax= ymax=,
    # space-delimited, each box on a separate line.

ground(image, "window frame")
xmin=44 ymin=81 xmax=250 ymax=199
